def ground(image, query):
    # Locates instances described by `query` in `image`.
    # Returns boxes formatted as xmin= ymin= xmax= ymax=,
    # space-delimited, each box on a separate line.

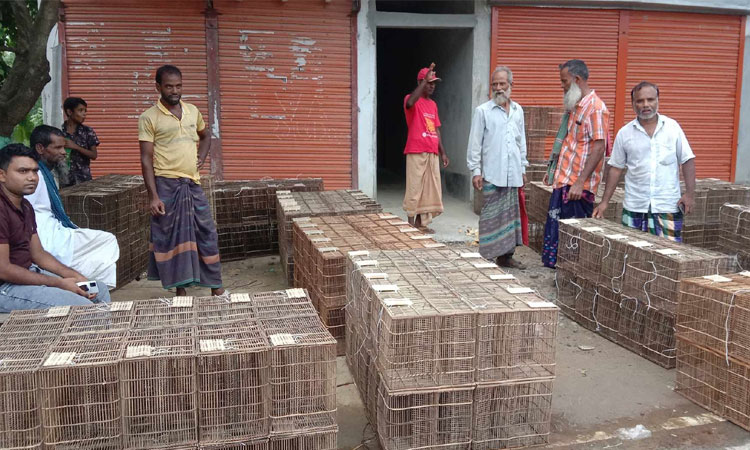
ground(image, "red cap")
xmin=417 ymin=68 xmax=441 ymax=82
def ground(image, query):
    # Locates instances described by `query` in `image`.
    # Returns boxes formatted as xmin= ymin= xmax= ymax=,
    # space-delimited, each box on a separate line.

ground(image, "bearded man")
xmin=24 ymin=125 xmax=120 ymax=287
xmin=542 ymin=59 xmax=610 ymax=268
xmin=467 ymin=66 xmax=527 ymax=268
xmin=593 ymin=81 xmax=695 ymax=241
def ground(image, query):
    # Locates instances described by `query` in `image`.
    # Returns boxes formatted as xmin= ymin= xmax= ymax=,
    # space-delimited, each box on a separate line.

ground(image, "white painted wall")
xmin=42 ymin=24 xmax=63 ymax=128
xmin=356 ymin=0 xmax=377 ymax=196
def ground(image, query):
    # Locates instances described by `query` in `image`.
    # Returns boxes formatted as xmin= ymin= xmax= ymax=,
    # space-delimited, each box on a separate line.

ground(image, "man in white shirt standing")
xmin=467 ymin=66 xmax=528 ymax=268
xmin=593 ymin=81 xmax=695 ymax=241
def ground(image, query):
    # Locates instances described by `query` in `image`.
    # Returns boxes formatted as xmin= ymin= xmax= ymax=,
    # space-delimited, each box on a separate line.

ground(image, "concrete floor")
xmin=110 ymin=185 xmax=750 ymax=450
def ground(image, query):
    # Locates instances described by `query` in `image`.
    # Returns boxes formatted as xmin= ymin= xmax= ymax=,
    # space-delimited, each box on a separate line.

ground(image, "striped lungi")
xmin=622 ymin=207 xmax=683 ymax=242
xmin=147 ymin=177 xmax=223 ymax=289
xmin=479 ymin=183 xmax=523 ymax=260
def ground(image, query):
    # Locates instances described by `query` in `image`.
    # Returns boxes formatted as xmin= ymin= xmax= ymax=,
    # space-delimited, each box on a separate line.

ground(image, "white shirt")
xmin=25 ymin=173 xmax=75 ymax=265
xmin=608 ymin=114 xmax=695 ymax=213
xmin=466 ymin=99 xmax=528 ymax=188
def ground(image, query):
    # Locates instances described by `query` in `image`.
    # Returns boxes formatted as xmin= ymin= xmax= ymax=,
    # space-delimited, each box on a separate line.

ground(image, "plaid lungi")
xmin=622 ymin=207 xmax=683 ymax=242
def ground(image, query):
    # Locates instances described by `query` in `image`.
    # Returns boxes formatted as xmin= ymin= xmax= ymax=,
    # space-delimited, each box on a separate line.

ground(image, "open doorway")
xmin=376 ymin=27 xmax=474 ymax=203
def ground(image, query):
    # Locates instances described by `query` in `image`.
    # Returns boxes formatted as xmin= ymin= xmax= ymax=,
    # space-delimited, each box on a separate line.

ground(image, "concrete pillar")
xmin=735 ymin=17 xmax=750 ymax=183
xmin=42 ymin=24 xmax=63 ymax=128
xmin=357 ymin=0 xmax=377 ymax=197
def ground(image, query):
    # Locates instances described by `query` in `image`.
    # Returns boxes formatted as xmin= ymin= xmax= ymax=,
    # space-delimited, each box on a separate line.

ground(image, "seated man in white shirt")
xmin=25 ymin=125 xmax=120 ymax=287
xmin=593 ymin=81 xmax=696 ymax=241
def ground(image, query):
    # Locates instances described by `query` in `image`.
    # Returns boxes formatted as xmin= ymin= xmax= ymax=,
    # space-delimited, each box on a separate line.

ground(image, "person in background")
xmin=402 ymin=62 xmax=450 ymax=234
xmin=61 ymin=96 xmax=100 ymax=187
xmin=25 ymin=125 xmax=119 ymax=288
xmin=0 ymin=143 xmax=110 ymax=312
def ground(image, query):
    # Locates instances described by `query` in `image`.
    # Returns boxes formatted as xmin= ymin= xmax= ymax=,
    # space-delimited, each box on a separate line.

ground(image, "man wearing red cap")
xmin=403 ymin=63 xmax=450 ymax=233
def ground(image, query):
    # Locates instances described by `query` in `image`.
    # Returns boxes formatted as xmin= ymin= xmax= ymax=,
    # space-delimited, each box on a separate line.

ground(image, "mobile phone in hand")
xmin=678 ymin=203 xmax=685 ymax=215
xmin=76 ymin=281 xmax=99 ymax=295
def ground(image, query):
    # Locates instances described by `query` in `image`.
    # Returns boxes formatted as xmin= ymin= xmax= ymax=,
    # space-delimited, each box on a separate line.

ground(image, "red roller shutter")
xmin=491 ymin=6 xmax=620 ymax=140
xmin=625 ymin=11 xmax=743 ymax=180
xmin=62 ymin=0 xmax=209 ymax=177
xmin=215 ymin=0 xmax=352 ymax=189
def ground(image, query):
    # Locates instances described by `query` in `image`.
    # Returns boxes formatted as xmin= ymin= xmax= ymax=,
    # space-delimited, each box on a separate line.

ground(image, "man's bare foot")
xmin=212 ymin=287 xmax=225 ymax=296
xmin=418 ymin=226 xmax=436 ymax=234
xmin=496 ymin=255 xmax=527 ymax=270
xmin=176 ymin=287 xmax=187 ymax=296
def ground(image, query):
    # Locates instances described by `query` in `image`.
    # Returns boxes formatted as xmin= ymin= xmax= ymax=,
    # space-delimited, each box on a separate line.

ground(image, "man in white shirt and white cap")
xmin=593 ymin=81 xmax=695 ymax=241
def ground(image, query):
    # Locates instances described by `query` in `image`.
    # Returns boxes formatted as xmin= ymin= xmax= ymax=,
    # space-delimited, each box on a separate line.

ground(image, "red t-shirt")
xmin=403 ymin=95 xmax=441 ymax=154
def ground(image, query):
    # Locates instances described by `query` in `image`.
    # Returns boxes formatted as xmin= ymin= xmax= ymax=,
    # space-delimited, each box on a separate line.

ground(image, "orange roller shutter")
xmin=491 ymin=5 xmax=620 ymax=157
xmin=214 ymin=0 xmax=352 ymax=189
xmin=624 ymin=11 xmax=742 ymax=180
xmin=62 ymin=0 xmax=209 ymax=177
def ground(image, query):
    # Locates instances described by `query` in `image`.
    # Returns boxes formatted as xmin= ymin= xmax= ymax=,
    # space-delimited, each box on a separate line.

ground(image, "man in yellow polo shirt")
xmin=138 ymin=64 xmax=224 ymax=297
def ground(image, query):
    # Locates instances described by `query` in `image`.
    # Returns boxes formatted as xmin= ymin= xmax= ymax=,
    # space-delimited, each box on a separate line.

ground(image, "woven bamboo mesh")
xmin=205 ymin=178 xmax=324 ymax=261
xmin=0 ymin=291 xmax=337 ymax=449
xmin=0 ymin=346 xmax=47 ymax=450
xmin=200 ymin=439 xmax=269 ymax=450
xmin=39 ymin=330 xmax=126 ymax=449
xmin=132 ymin=297 xmax=197 ymax=329
xmin=291 ymin=213 xmax=441 ymax=354
xmin=523 ymin=106 xmax=563 ymax=163
xmin=682 ymin=179 xmax=750 ymax=250
xmin=345 ymin=248 xmax=557 ymax=449
xmin=121 ymin=327 xmax=198 ymax=448
xmin=555 ymin=218 xmax=736 ymax=368
xmin=196 ymin=295 xmax=256 ymax=325
xmin=718 ymin=203 xmax=750 ymax=270
xmin=197 ymin=321 xmax=270 ymax=444
xmin=268 ymin=428 xmax=337 ymax=450
xmin=63 ymin=304 xmax=135 ymax=334
xmin=60 ymin=175 xmax=150 ymax=288
xmin=376 ymin=385 xmax=474 ymax=450
xmin=472 ymin=380 xmax=553 ymax=450
xmin=276 ymin=190 xmax=382 ymax=284
xmin=259 ymin=314 xmax=337 ymax=435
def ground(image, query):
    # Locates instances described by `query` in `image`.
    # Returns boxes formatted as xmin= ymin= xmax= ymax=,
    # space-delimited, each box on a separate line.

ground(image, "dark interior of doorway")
xmin=376 ymin=27 xmax=473 ymax=198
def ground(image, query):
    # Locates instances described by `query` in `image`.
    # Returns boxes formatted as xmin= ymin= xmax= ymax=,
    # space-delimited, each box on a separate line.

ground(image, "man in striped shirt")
xmin=542 ymin=59 xmax=610 ymax=268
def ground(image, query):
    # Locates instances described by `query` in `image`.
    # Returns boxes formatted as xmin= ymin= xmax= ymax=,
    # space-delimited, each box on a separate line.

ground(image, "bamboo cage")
xmin=276 ymin=190 xmax=382 ymax=284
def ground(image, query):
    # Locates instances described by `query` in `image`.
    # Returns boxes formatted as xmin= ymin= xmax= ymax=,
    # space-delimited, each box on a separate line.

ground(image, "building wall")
xmin=736 ymin=18 xmax=750 ymax=183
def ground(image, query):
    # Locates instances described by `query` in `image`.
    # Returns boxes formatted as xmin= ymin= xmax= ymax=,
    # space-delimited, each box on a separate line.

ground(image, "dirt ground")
xmin=112 ymin=246 xmax=750 ymax=450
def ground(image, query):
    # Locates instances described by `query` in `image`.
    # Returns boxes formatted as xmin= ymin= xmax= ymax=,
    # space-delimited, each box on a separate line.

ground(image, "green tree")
xmin=0 ymin=0 xmax=60 ymax=141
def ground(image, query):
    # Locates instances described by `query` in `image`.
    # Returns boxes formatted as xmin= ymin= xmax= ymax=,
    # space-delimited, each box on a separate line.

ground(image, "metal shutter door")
xmin=63 ymin=0 xmax=209 ymax=176
xmin=215 ymin=0 xmax=352 ymax=189
xmin=625 ymin=11 xmax=743 ymax=180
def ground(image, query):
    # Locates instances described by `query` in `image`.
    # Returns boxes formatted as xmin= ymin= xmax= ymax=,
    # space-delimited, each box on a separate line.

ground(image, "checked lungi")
xmin=622 ymin=207 xmax=683 ymax=242
xmin=479 ymin=183 xmax=523 ymax=260
xmin=147 ymin=177 xmax=223 ymax=289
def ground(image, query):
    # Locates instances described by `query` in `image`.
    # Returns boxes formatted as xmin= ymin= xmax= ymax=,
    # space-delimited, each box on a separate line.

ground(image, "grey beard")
xmin=563 ymin=83 xmax=583 ymax=111
xmin=52 ymin=160 xmax=69 ymax=186
xmin=638 ymin=110 xmax=658 ymax=121
xmin=493 ymin=90 xmax=510 ymax=106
